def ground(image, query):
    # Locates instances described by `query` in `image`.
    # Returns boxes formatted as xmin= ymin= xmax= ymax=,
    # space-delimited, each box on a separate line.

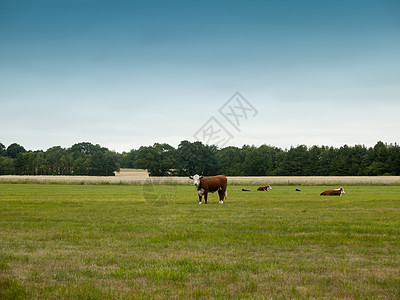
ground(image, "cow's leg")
xmin=197 ymin=188 xmax=205 ymax=204
xmin=204 ymin=192 xmax=208 ymax=204
xmin=218 ymin=189 xmax=224 ymax=204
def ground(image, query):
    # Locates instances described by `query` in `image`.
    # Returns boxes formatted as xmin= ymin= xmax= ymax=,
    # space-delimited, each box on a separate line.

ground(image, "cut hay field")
xmin=0 ymin=183 xmax=399 ymax=299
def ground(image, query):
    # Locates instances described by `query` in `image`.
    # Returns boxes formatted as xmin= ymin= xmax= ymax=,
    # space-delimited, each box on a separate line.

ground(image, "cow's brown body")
xmin=320 ymin=188 xmax=344 ymax=196
xmin=197 ymin=175 xmax=227 ymax=204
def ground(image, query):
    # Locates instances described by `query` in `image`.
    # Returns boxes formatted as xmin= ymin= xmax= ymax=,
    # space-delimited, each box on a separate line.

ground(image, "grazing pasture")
xmin=0 ymin=183 xmax=399 ymax=299
xmin=1 ymin=175 xmax=400 ymax=185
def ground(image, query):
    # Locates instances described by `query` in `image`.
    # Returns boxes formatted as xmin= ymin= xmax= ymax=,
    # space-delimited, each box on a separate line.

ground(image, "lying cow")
xmin=189 ymin=174 xmax=227 ymax=204
xmin=257 ymin=185 xmax=272 ymax=191
xmin=320 ymin=187 xmax=345 ymax=196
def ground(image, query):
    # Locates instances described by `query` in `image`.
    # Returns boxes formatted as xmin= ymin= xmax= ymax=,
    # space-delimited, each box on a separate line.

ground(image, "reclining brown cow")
xmin=320 ymin=187 xmax=345 ymax=196
xmin=257 ymin=185 xmax=272 ymax=191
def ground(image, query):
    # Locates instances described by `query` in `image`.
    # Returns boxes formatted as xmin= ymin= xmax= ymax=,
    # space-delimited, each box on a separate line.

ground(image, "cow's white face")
xmin=335 ymin=187 xmax=345 ymax=194
xmin=189 ymin=174 xmax=203 ymax=188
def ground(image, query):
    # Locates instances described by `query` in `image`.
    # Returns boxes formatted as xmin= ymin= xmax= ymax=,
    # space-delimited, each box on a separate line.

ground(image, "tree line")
xmin=0 ymin=142 xmax=119 ymax=176
xmin=1 ymin=141 xmax=399 ymax=177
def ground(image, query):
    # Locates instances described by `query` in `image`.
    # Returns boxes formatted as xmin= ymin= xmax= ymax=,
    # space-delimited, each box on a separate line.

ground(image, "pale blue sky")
xmin=1 ymin=0 xmax=399 ymax=152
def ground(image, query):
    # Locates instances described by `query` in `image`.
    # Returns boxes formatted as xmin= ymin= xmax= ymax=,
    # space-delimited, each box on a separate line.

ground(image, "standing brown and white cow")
xmin=189 ymin=174 xmax=227 ymax=204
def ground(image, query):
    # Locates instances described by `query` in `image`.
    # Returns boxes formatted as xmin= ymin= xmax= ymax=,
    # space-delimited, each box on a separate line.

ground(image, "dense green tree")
xmin=70 ymin=142 xmax=100 ymax=155
xmin=176 ymin=141 xmax=219 ymax=176
xmin=60 ymin=153 xmax=74 ymax=175
xmin=34 ymin=151 xmax=47 ymax=175
xmin=258 ymin=145 xmax=283 ymax=176
xmin=118 ymin=150 xmax=137 ymax=168
xmin=243 ymin=145 xmax=263 ymax=176
xmin=387 ymin=143 xmax=400 ymax=175
xmin=67 ymin=142 xmax=119 ymax=175
xmin=6 ymin=143 xmax=26 ymax=159
xmin=72 ymin=157 xmax=91 ymax=175
xmin=89 ymin=151 xmax=120 ymax=176
xmin=46 ymin=146 xmax=66 ymax=175
xmin=14 ymin=152 xmax=30 ymax=174
xmin=349 ymin=145 xmax=368 ymax=175
xmin=218 ymin=146 xmax=245 ymax=175
xmin=331 ymin=145 xmax=352 ymax=176
xmin=308 ymin=145 xmax=323 ymax=175
xmin=374 ymin=141 xmax=390 ymax=173
xmin=0 ymin=156 xmax=14 ymax=174
xmin=275 ymin=145 xmax=309 ymax=176
xmin=135 ymin=143 xmax=176 ymax=176
xmin=0 ymin=142 xmax=6 ymax=156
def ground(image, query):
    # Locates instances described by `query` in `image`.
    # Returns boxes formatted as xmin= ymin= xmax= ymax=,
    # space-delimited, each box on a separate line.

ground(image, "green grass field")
xmin=0 ymin=183 xmax=399 ymax=299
